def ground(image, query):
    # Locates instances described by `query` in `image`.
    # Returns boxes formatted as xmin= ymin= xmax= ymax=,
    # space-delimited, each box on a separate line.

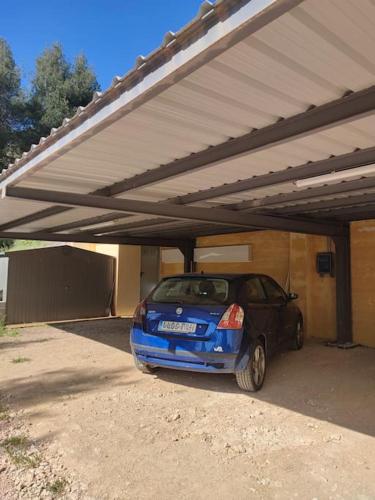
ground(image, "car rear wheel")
xmin=131 ymin=346 xmax=157 ymax=374
xmin=235 ymin=339 xmax=266 ymax=392
xmin=290 ymin=320 xmax=304 ymax=350
xmin=134 ymin=356 xmax=156 ymax=374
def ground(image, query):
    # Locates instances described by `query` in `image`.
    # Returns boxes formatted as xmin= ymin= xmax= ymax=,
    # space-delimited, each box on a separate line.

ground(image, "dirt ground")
xmin=1 ymin=318 xmax=375 ymax=500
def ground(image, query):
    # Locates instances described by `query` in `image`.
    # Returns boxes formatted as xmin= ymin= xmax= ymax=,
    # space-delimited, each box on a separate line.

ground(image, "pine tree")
xmin=31 ymin=44 xmax=99 ymax=138
xmin=0 ymin=38 xmax=23 ymax=172
xmin=67 ymin=54 xmax=99 ymax=109
xmin=0 ymin=239 xmax=13 ymax=251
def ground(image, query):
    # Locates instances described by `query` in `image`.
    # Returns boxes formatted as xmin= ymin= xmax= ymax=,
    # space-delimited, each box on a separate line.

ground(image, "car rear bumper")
xmin=130 ymin=326 xmax=249 ymax=373
xmin=133 ymin=342 xmax=238 ymax=373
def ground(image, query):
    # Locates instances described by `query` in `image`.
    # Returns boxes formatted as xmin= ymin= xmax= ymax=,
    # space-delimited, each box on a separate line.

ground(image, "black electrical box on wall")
xmin=316 ymin=252 xmax=334 ymax=276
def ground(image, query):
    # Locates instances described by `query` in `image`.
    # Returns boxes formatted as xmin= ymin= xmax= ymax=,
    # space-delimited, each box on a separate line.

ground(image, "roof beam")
xmin=310 ymin=203 xmax=375 ymax=220
xmin=171 ymin=226 xmax=260 ymax=239
xmin=91 ymin=146 xmax=375 ymax=235
xmin=171 ymin=146 xmax=375 ymax=205
xmin=121 ymin=220 xmax=198 ymax=236
xmin=336 ymin=209 xmax=375 ymax=221
xmin=87 ymin=217 xmax=169 ymax=235
xmin=46 ymin=212 xmax=130 ymax=233
xmin=6 ymin=186 xmax=345 ymax=236
xmin=94 ymin=85 xmax=375 ymax=197
xmin=0 ymin=230 xmax=186 ymax=247
xmin=0 ymin=206 xmax=70 ymax=231
xmin=236 ymin=177 xmax=375 ymax=211
xmin=274 ymin=192 xmax=375 ymax=215
xmin=52 ymin=174 xmax=375 ymax=238
xmin=128 ymin=223 xmax=257 ymax=238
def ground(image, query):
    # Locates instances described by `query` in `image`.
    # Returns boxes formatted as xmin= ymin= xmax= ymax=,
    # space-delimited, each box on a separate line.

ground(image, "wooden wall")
xmin=160 ymin=230 xmax=337 ymax=340
xmin=351 ymin=220 xmax=375 ymax=347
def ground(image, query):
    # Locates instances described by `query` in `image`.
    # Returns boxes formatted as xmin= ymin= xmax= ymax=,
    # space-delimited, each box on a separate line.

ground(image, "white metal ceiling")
xmin=1 ymin=0 xmax=375 ymax=235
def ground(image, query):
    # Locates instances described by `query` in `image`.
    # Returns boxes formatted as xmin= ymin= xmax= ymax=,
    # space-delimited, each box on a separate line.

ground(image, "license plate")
xmin=158 ymin=321 xmax=197 ymax=333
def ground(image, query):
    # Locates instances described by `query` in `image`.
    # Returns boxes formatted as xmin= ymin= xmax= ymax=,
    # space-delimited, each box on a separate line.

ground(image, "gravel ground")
xmin=0 ymin=318 xmax=375 ymax=500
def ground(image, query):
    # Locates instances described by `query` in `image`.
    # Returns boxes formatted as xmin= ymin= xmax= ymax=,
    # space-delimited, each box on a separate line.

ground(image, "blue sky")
xmin=1 ymin=0 xmax=203 ymax=91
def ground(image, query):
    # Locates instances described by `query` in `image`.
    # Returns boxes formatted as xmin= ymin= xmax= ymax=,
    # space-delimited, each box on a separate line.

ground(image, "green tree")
xmin=31 ymin=44 xmax=99 ymax=138
xmin=0 ymin=239 xmax=14 ymax=251
xmin=31 ymin=43 xmax=70 ymax=134
xmin=0 ymin=38 xmax=23 ymax=172
xmin=67 ymin=54 xmax=99 ymax=108
xmin=0 ymin=40 xmax=100 ymax=173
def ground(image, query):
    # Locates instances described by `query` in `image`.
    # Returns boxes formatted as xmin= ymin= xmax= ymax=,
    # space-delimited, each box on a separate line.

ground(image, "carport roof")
xmin=1 ymin=0 xmax=375 ymax=245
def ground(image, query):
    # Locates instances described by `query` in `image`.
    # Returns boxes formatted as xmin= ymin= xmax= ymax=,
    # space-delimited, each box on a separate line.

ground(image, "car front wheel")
xmin=235 ymin=339 xmax=266 ymax=392
xmin=290 ymin=320 xmax=304 ymax=350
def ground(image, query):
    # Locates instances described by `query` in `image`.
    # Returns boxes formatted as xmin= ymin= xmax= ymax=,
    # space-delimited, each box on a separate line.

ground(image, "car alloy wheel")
xmin=252 ymin=345 xmax=266 ymax=386
xmin=235 ymin=339 xmax=267 ymax=392
xmin=290 ymin=321 xmax=304 ymax=350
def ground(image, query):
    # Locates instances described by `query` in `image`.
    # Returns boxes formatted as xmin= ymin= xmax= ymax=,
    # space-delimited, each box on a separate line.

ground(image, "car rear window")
xmin=151 ymin=277 xmax=229 ymax=305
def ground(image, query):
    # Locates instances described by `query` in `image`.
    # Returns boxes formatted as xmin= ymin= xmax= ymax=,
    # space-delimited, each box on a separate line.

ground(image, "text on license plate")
xmin=159 ymin=321 xmax=197 ymax=333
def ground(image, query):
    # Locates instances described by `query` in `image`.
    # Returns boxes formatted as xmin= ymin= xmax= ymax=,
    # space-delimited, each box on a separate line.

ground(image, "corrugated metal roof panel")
xmin=0 ymin=199 xmax=53 ymax=227
xmin=0 ymin=0 xmax=375 ymax=237
xmin=11 ymin=207 xmax=119 ymax=233
xmin=6 ymin=0 xmax=375 ymax=196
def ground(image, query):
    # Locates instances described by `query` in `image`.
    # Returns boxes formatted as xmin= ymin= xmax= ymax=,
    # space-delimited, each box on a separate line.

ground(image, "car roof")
xmin=162 ymin=273 xmax=267 ymax=281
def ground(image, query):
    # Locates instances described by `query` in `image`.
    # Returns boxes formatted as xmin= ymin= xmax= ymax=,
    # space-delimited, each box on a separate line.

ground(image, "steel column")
xmin=180 ymin=241 xmax=196 ymax=273
xmin=333 ymin=232 xmax=353 ymax=345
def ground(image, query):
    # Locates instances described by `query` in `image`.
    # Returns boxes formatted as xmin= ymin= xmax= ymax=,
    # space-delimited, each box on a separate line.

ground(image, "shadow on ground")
xmin=0 ymin=338 xmax=52 ymax=350
xmin=158 ymin=345 xmax=375 ymax=437
xmin=51 ymin=317 xmax=132 ymax=354
xmin=41 ymin=318 xmax=375 ymax=437
xmin=1 ymin=366 xmax=131 ymax=408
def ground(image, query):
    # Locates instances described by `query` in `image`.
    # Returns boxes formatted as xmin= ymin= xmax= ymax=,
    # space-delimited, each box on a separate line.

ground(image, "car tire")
xmin=131 ymin=346 xmax=157 ymax=374
xmin=290 ymin=320 xmax=304 ymax=350
xmin=134 ymin=356 xmax=156 ymax=374
xmin=235 ymin=338 xmax=267 ymax=392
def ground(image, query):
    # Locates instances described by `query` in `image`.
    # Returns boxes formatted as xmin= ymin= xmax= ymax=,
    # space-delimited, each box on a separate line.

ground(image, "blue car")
xmin=130 ymin=273 xmax=303 ymax=391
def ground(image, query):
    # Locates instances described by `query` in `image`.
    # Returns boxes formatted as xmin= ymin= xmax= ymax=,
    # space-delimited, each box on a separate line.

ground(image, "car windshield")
xmin=151 ymin=277 xmax=229 ymax=305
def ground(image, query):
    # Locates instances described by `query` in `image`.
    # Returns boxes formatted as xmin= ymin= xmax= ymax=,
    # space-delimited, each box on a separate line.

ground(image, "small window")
xmin=239 ymin=277 xmax=266 ymax=303
xmin=261 ymin=277 xmax=286 ymax=302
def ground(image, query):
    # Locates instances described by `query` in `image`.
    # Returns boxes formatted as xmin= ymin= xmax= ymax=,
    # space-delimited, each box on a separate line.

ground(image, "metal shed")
xmin=5 ymin=246 xmax=115 ymax=324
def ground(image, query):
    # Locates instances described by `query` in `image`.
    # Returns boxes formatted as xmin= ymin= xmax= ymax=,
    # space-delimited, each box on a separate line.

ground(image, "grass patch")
xmin=7 ymin=329 xmax=20 ymax=337
xmin=3 ymin=435 xmax=28 ymax=448
xmin=1 ymin=435 xmax=41 ymax=468
xmin=47 ymin=478 xmax=68 ymax=496
xmin=11 ymin=452 xmax=41 ymax=468
xmin=11 ymin=356 xmax=30 ymax=364
xmin=0 ymin=403 xmax=9 ymax=421
xmin=0 ymin=319 xmax=19 ymax=337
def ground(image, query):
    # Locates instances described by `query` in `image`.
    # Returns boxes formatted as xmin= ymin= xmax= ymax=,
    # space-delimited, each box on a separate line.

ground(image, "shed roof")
xmin=1 ymin=0 xmax=375 ymax=245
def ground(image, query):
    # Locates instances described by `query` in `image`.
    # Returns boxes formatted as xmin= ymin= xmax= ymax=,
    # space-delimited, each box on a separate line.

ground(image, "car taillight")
xmin=133 ymin=300 xmax=146 ymax=324
xmin=217 ymin=303 xmax=244 ymax=330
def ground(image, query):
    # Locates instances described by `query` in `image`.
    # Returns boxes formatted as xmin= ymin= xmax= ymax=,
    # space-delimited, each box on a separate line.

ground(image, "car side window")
xmin=239 ymin=277 xmax=267 ymax=303
xmin=261 ymin=277 xmax=286 ymax=302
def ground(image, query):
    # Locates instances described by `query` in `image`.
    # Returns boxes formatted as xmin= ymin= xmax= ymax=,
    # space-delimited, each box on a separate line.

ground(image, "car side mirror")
xmin=288 ymin=292 xmax=298 ymax=301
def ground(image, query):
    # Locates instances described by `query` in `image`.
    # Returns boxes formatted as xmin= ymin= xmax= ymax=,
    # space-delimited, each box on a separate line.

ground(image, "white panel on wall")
xmin=0 ymin=256 xmax=9 ymax=302
xmin=161 ymin=248 xmax=184 ymax=264
xmin=194 ymin=245 xmax=251 ymax=263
